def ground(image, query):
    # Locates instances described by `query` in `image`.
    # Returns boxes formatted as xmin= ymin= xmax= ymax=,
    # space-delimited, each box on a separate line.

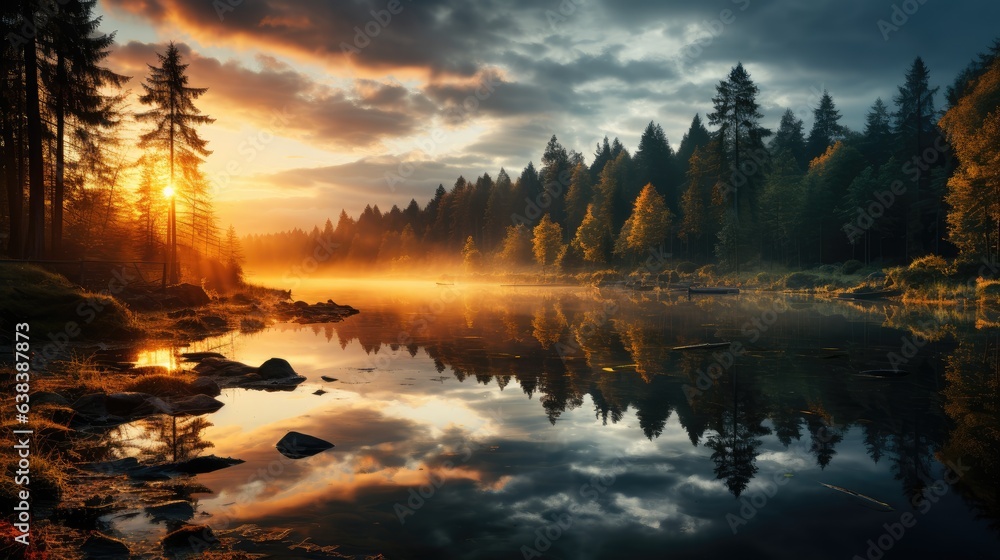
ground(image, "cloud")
xmin=110 ymin=40 xmax=432 ymax=149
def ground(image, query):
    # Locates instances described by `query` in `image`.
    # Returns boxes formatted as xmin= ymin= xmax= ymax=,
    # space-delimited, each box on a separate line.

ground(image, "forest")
xmin=1 ymin=1 xmax=241 ymax=284
xmin=245 ymin=42 xmax=1000 ymax=278
xmin=2 ymin=1 xmax=999 ymax=285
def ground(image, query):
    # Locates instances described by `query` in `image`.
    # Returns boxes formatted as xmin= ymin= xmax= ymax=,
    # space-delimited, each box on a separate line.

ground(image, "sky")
xmin=95 ymin=0 xmax=1000 ymax=235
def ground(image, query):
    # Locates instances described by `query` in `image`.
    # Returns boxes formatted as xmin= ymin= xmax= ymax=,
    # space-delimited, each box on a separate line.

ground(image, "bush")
xmin=657 ymin=270 xmax=680 ymax=284
xmin=817 ymin=264 xmax=838 ymax=275
xmin=696 ymin=264 xmax=718 ymax=279
xmin=675 ymin=261 xmax=698 ymax=274
xmin=888 ymin=256 xmax=950 ymax=289
xmin=841 ymin=260 xmax=864 ymax=275
xmin=785 ymin=272 xmax=821 ymax=290
xmin=753 ymin=272 xmax=773 ymax=286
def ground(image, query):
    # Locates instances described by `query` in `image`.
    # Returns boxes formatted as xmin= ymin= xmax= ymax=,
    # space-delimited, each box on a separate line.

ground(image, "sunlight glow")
xmin=163 ymin=184 xmax=175 ymax=198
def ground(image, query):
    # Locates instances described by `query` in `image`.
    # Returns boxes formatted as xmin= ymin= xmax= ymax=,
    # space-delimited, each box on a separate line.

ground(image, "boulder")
xmin=72 ymin=393 xmax=108 ymax=419
xmin=105 ymin=392 xmax=157 ymax=417
xmin=320 ymin=376 xmax=338 ymax=382
xmin=276 ymin=431 xmax=335 ymax=459
xmin=190 ymin=378 xmax=221 ymax=397
xmin=181 ymin=352 xmax=228 ymax=363
xmin=258 ymin=358 xmax=296 ymax=380
xmin=171 ymin=455 xmax=244 ymax=475
xmin=145 ymin=500 xmax=195 ymax=523
xmin=162 ymin=524 xmax=218 ymax=552
xmin=81 ymin=532 xmax=131 ymax=559
xmin=148 ymin=394 xmax=225 ymax=416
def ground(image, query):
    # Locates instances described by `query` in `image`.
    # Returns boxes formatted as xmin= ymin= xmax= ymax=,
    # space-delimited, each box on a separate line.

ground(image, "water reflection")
xmin=129 ymin=282 xmax=1000 ymax=557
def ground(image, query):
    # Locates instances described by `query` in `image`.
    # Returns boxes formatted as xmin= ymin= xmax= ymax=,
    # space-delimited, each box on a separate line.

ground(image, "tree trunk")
xmin=23 ymin=0 xmax=46 ymax=258
xmin=1 ymin=112 xmax=22 ymax=258
xmin=52 ymin=53 xmax=66 ymax=257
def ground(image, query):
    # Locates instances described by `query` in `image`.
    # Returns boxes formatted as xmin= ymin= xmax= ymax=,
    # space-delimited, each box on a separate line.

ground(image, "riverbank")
xmin=0 ymin=264 xmax=364 ymax=558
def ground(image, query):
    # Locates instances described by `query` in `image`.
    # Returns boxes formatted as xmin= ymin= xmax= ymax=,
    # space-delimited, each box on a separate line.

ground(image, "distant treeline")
xmin=246 ymin=41 xmax=1000 ymax=274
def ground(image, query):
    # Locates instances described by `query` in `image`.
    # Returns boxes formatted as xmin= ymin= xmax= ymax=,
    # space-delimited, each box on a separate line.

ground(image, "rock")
xmin=293 ymin=300 xmax=309 ymax=308
xmin=145 ymin=500 xmax=195 ymax=523
xmin=105 ymin=392 xmax=157 ymax=417
xmin=83 ymin=457 xmax=139 ymax=475
xmin=72 ymin=393 xmax=108 ymax=419
xmin=172 ymin=455 xmax=244 ymax=475
xmin=258 ymin=358 xmax=296 ymax=380
xmin=181 ymin=352 xmax=228 ymax=363
xmin=165 ymin=284 xmax=211 ymax=307
xmin=276 ymin=431 xmax=335 ymax=459
xmin=167 ymin=308 xmax=197 ymax=319
xmin=320 ymin=376 xmax=338 ymax=382
xmin=190 ymin=378 xmax=221 ymax=397
xmin=31 ymin=391 xmax=69 ymax=406
xmin=162 ymin=524 xmax=218 ymax=552
xmin=313 ymin=389 xmax=327 ymax=395
xmin=193 ymin=358 xmax=256 ymax=377
xmin=148 ymin=394 xmax=225 ymax=416
xmin=81 ymin=531 xmax=131 ymax=559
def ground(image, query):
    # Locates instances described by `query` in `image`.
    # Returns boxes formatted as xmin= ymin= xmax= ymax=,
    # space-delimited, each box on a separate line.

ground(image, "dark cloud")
xmin=110 ymin=40 xmax=432 ymax=149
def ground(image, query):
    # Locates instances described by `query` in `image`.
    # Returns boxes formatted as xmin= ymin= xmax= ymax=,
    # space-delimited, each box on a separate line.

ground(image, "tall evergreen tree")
xmin=708 ymin=62 xmax=772 ymax=221
xmin=564 ymin=162 xmax=594 ymax=238
xmin=805 ymin=90 xmax=845 ymax=162
xmin=137 ymin=42 xmax=215 ymax=281
xmin=541 ymin=135 xmax=571 ymax=223
xmin=860 ymin=98 xmax=894 ymax=167
xmin=770 ymin=109 xmax=807 ymax=171
xmin=634 ymin=121 xmax=677 ymax=212
xmin=676 ymin=114 xmax=712 ymax=176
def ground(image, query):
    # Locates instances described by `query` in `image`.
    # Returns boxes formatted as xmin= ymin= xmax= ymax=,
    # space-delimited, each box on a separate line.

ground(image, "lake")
xmin=115 ymin=278 xmax=1000 ymax=559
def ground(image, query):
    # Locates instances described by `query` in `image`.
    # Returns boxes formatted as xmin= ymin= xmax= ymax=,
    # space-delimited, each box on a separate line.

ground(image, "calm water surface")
xmin=123 ymin=279 xmax=1000 ymax=559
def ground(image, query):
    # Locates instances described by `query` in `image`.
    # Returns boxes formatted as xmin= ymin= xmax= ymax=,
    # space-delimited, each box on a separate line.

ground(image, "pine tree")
xmin=44 ymin=0 xmax=128 ymax=256
xmin=137 ymin=42 xmax=215 ymax=281
xmin=806 ymin=90 xmax=845 ymax=161
xmin=634 ymin=121 xmax=677 ymax=212
xmin=541 ymin=135 xmax=570 ymax=223
xmin=676 ymin=114 xmax=712 ymax=178
xmin=708 ymin=62 xmax=771 ymax=221
xmin=498 ymin=225 xmax=534 ymax=267
xmin=770 ymin=109 xmax=807 ymax=170
xmin=564 ymin=162 xmax=593 ymax=237
xmin=861 ymin=98 xmax=893 ymax=166
xmin=678 ymin=146 xmax=720 ymax=259
xmin=590 ymin=136 xmax=613 ymax=179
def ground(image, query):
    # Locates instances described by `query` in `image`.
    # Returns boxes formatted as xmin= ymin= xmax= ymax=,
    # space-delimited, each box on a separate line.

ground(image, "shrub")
xmin=785 ymin=272 xmax=820 ymax=290
xmin=817 ymin=264 xmax=838 ymax=275
xmin=696 ymin=264 xmax=718 ymax=279
xmin=841 ymin=260 xmax=864 ymax=275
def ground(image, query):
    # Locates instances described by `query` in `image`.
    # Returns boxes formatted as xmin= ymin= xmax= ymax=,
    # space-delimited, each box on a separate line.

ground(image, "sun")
xmin=163 ymin=184 xmax=175 ymax=198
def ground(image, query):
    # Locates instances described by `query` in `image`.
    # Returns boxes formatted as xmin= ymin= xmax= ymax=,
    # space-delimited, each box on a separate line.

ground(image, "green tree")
xmin=532 ymin=214 xmax=564 ymax=267
xmin=708 ymin=62 xmax=772 ymax=221
xmin=770 ymin=109 xmax=807 ymax=170
xmin=678 ymin=146 xmax=720 ymax=258
xmin=806 ymin=90 xmax=845 ymax=161
xmin=676 ymin=114 xmax=712 ymax=178
xmin=541 ymin=135 xmax=571 ymax=223
xmin=614 ymin=184 xmax=672 ymax=260
xmin=759 ymin=152 xmax=805 ymax=264
xmin=634 ymin=122 xmax=677 ymax=212
xmin=860 ymin=98 xmax=894 ymax=166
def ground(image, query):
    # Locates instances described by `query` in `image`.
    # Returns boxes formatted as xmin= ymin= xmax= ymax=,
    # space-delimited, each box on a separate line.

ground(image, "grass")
xmin=0 ymin=264 xmax=140 ymax=341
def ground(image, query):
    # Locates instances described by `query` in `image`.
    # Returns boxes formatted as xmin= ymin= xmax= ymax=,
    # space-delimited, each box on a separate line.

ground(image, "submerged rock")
xmin=190 ymin=378 xmax=221 ymax=397
xmin=162 ymin=524 xmax=218 ymax=552
xmin=276 ymin=431 xmax=335 ymax=459
xmin=145 ymin=500 xmax=195 ymax=523
xmin=81 ymin=531 xmax=131 ymax=559
xmin=148 ymin=394 xmax=225 ymax=416
xmin=129 ymin=455 xmax=244 ymax=479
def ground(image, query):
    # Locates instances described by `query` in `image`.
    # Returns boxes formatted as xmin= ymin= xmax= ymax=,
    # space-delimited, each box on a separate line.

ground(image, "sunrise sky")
xmin=96 ymin=0 xmax=1000 ymax=235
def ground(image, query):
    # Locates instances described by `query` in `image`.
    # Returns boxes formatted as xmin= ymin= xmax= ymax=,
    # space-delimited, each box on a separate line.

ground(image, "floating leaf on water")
xmin=819 ymin=483 xmax=894 ymax=512
xmin=783 ymin=473 xmax=795 ymax=478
